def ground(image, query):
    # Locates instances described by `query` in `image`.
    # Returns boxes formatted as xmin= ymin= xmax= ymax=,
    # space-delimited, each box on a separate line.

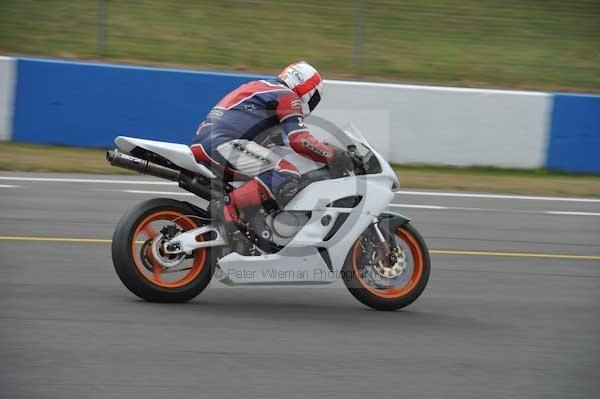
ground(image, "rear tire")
xmin=342 ymin=222 xmax=430 ymax=311
xmin=112 ymin=198 xmax=215 ymax=302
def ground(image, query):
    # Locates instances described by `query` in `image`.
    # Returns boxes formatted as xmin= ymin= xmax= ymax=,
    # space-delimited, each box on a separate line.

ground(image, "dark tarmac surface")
xmin=1 ymin=173 xmax=599 ymax=398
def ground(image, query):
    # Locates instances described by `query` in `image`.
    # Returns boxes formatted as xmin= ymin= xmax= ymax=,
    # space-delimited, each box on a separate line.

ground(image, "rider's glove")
xmin=330 ymin=146 xmax=356 ymax=172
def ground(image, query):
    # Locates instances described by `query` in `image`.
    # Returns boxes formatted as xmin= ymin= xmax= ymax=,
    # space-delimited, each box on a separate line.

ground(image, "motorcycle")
xmin=107 ymin=124 xmax=430 ymax=310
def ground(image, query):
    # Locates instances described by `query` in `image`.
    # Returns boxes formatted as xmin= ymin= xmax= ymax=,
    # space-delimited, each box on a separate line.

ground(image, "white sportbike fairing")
xmin=217 ymin=169 xmax=396 ymax=285
xmin=108 ymin=124 xmax=430 ymax=310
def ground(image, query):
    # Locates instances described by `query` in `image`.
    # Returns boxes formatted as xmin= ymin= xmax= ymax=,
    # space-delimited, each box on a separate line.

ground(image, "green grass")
xmin=0 ymin=141 xmax=133 ymax=175
xmin=0 ymin=0 xmax=599 ymax=92
xmin=1 ymin=142 xmax=599 ymax=197
xmin=392 ymin=164 xmax=599 ymax=179
xmin=392 ymin=164 xmax=600 ymax=197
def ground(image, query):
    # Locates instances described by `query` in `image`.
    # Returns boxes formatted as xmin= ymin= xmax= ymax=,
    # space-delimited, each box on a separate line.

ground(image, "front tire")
xmin=112 ymin=198 xmax=215 ymax=302
xmin=342 ymin=222 xmax=430 ymax=311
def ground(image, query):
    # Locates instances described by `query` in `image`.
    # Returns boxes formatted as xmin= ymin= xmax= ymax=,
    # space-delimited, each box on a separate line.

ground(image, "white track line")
xmin=394 ymin=190 xmax=600 ymax=203
xmin=0 ymin=176 xmax=176 ymax=185
xmin=546 ymin=211 xmax=600 ymax=217
xmin=389 ymin=204 xmax=448 ymax=210
xmin=123 ymin=190 xmax=194 ymax=196
xmin=110 ymin=194 xmax=600 ymax=217
xmin=389 ymin=204 xmax=600 ymax=217
xmin=0 ymin=184 xmax=20 ymax=188
xmin=390 ymin=204 xmax=508 ymax=212
xmin=2 ymin=175 xmax=599 ymax=203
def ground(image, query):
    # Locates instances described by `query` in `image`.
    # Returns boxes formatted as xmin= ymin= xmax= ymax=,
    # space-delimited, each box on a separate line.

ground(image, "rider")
xmin=191 ymin=61 xmax=354 ymax=223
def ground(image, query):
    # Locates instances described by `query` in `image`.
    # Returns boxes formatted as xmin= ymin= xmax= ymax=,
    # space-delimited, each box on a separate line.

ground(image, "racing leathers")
xmin=191 ymin=79 xmax=344 ymax=223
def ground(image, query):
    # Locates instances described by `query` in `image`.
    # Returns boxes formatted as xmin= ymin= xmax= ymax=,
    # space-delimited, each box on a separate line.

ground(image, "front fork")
xmin=370 ymin=217 xmax=399 ymax=265
xmin=372 ymin=217 xmax=388 ymax=245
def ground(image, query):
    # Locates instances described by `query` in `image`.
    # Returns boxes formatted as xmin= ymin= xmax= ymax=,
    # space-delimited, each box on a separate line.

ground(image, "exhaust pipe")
xmin=106 ymin=150 xmax=180 ymax=181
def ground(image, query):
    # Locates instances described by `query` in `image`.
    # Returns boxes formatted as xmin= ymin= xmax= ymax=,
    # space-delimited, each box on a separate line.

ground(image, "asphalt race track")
xmin=1 ymin=172 xmax=599 ymax=399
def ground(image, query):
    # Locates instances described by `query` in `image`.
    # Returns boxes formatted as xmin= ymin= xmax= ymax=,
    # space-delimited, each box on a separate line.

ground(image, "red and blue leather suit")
xmin=191 ymin=79 xmax=338 ymax=221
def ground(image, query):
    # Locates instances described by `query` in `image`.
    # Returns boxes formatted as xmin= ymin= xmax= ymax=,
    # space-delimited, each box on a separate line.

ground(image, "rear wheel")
xmin=112 ymin=198 xmax=215 ymax=302
xmin=342 ymin=222 xmax=430 ymax=311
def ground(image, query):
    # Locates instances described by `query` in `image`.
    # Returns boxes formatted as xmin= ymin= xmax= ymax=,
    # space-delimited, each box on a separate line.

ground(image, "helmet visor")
xmin=307 ymin=90 xmax=321 ymax=113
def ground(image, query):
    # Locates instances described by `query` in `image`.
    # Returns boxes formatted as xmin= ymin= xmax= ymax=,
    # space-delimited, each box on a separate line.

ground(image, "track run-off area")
xmin=1 ymin=172 xmax=599 ymax=399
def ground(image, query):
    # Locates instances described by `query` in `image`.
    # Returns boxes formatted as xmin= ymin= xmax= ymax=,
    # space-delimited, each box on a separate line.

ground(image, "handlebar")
xmin=325 ymin=146 xmax=368 ymax=178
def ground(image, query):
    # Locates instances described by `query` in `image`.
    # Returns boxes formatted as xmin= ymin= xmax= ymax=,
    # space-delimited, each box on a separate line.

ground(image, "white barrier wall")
xmin=7 ymin=58 xmax=599 ymax=173
xmin=315 ymin=80 xmax=552 ymax=168
xmin=0 ymin=56 xmax=16 ymax=141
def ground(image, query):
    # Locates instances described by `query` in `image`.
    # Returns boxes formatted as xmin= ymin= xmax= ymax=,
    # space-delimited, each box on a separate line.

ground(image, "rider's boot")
xmin=209 ymin=178 xmax=271 ymax=228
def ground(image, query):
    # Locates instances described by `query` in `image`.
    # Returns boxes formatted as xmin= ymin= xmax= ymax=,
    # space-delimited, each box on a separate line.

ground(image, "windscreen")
xmin=340 ymin=124 xmax=380 ymax=175
xmin=341 ymin=123 xmax=374 ymax=160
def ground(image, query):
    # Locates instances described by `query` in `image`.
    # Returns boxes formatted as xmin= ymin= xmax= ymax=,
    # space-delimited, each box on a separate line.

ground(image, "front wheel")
xmin=112 ymin=198 xmax=216 ymax=302
xmin=342 ymin=222 xmax=430 ymax=311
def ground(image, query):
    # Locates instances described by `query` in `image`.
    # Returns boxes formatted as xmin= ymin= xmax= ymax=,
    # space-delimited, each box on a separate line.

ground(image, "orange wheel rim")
xmin=352 ymin=227 xmax=424 ymax=299
xmin=131 ymin=211 xmax=207 ymax=288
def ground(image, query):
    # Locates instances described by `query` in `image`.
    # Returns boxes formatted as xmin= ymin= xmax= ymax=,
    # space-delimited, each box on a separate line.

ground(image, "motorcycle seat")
xmin=115 ymin=136 xmax=216 ymax=179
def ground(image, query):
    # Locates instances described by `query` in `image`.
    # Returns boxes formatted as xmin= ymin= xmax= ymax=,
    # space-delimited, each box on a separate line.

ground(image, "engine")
xmin=264 ymin=211 xmax=311 ymax=247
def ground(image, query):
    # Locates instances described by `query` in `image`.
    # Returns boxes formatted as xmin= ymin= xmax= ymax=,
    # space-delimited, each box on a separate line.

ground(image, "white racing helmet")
xmin=278 ymin=61 xmax=323 ymax=116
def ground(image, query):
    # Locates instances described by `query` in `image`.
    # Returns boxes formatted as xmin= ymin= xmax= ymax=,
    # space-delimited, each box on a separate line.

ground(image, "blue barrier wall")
xmin=546 ymin=93 xmax=600 ymax=174
xmin=5 ymin=57 xmax=600 ymax=175
xmin=12 ymin=58 xmax=263 ymax=147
